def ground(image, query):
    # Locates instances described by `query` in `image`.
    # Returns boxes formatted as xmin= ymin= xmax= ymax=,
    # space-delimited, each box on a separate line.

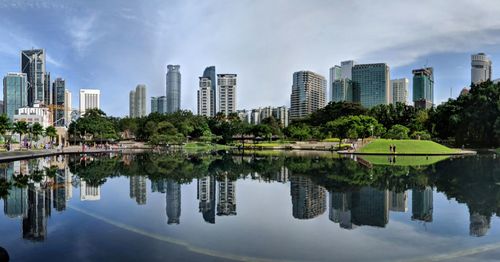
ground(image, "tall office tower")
xmin=64 ymin=90 xmax=72 ymax=125
xmin=217 ymin=175 xmax=236 ymax=216
xmin=469 ymin=212 xmax=491 ymax=237
xmin=129 ymin=84 xmax=147 ymax=118
xmin=391 ymin=78 xmax=409 ymax=104
xmin=80 ymin=181 xmax=101 ymax=201
xmin=330 ymin=60 xmax=356 ymax=102
xmin=129 ymin=176 xmax=147 ymax=205
xmin=53 ymin=169 xmax=67 ymax=211
xmin=79 ymin=89 xmax=100 ymax=116
xmin=197 ymin=176 xmax=216 ymax=223
xmin=471 ymin=53 xmax=492 ymax=85
xmin=412 ymin=67 xmax=434 ymax=109
xmin=23 ymin=184 xmax=51 ymax=241
xmin=43 ymin=72 xmax=51 ymax=105
xmin=151 ymin=96 xmax=167 ymax=114
xmin=203 ymin=66 xmax=217 ymax=116
xmin=197 ymin=77 xmax=212 ymax=116
xmin=389 ymin=191 xmax=408 ymax=212
xmin=217 ymin=74 xmax=237 ymax=116
xmin=166 ymin=180 xmax=181 ymax=224
xmin=129 ymin=90 xmax=135 ymax=117
xmin=166 ymin=65 xmax=181 ymax=113
xmin=290 ymin=71 xmax=327 ymax=120
xmin=3 ymin=73 xmax=28 ymax=120
xmin=272 ymin=106 xmax=289 ymax=127
xmin=351 ymin=187 xmax=389 ymax=228
xmin=411 ymin=186 xmax=433 ymax=222
xmin=290 ymin=175 xmax=326 ymax=220
xmin=21 ymin=49 xmax=46 ymax=106
xmin=52 ymin=78 xmax=65 ymax=126
xmin=352 ymin=63 xmax=391 ymax=108
xmin=4 ymin=163 xmax=28 ymax=218
xmin=329 ymin=191 xmax=355 ymax=229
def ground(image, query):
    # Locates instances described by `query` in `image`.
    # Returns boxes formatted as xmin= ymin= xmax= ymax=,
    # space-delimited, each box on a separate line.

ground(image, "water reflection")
xmin=0 ymin=152 xmax=498 ymax=246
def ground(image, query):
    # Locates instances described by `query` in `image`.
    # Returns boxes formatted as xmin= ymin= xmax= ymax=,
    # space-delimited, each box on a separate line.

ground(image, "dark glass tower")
xmin=202 ymin=66 xmax=216 ymax=116
xmin=166 ymin=65 xmax=181 ymax=113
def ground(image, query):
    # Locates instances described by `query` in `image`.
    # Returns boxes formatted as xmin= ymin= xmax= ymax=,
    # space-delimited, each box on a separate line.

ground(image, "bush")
xmin=385 ymin=124 xmax=410 ymax=139
xmin=411 ymin=131 xmax=431 ymax=140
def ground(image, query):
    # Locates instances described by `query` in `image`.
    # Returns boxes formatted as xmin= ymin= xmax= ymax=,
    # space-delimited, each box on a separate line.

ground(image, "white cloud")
xmin=66 ymin=13 xmax=100 ymax=56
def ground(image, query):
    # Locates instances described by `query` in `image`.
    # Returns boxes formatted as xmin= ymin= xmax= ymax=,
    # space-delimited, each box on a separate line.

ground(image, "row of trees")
xmin=0 ymin=115 xmax=58 ymax=147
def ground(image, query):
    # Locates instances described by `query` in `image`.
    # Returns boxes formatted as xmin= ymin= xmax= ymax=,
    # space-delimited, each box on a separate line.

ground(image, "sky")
xmin=1 ymin=0 xmax=500 ymax=116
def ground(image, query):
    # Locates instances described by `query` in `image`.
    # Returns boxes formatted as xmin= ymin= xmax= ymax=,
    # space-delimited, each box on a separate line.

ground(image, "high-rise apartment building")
xmin=79 ymin=89 xmax=100 ymax=116
xmin=52 ymin=78 xmax=66 ymax=126
xmin=151 ymin=96 xmax=167 ymax=114
xmin=21 ymin=49 xmax=47 ymax=106
xmin=202 ymin=66 xmax=217 ymax=116
xmin=129 ymin=84 xmax=147 ymax=118
xmin=471 ymin=53 xmax=492 ymax=85
xmin=166 ymin=65 xmax=181 ymax=113
xmin=352 ymin=63 xmax=390 ymax=108
xmin=391 ymin=78 xmax=409 ymax=104
xmin=3 ymin=73 xmax=28 ymax=120
xmin=217 ymin=74 xmax=237 ymax=116
xmin=412 ymin=67 xmax=434 ymax=109
xmin=272 ymin=106 xmax=289 ymax=127
xmin=166 ymin=180 xmax=181 ymax=224
xmin=290 ymin=71 xmax=326 ymax=120
xmin=197 ymin=77 xmax=212 ymax=117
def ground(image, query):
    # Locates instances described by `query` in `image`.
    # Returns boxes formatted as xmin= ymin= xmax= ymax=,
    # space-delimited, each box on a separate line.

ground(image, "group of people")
xmin=389 ymin=144 xmax=397 ymax=153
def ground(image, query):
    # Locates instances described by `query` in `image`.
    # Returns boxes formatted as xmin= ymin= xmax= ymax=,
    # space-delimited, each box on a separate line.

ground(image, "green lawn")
xmin=357 ymin=139 xmax=458 ymax=155
xmin=184 ymin=142 xmax=230 ymax=151
xmin=360 ymin=155 xmax=450 ymax=166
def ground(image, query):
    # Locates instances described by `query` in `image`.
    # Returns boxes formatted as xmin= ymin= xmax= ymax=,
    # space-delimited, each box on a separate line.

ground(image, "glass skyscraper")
xmin=52 ymin=78 xmax=66 ymax=126
xmin=21 ymin=49 xmax=47 ymax=106
xmin=202 ymin=66 xmax=216 ymax=116
xmin=352 ymin=63 xmax=390 ymax=108
xmin=151 ymin=96 xmax=167 ymax=114
xmin=166 ymin=65 xmax=181 ymax=113
xmin=412 ymin=67 xmax=434 ymax=109
xmin=3 ymin=73 xmax=28 ymax=120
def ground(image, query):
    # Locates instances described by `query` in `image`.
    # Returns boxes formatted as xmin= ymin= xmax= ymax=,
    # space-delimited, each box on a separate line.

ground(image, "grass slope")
xmin=357 ymin=139 xmax=458 ymax=155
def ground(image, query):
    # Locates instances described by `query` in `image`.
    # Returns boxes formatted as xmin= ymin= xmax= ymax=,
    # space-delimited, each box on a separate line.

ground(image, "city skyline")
xmin=1 ymin=1 xmax=500 ymax=116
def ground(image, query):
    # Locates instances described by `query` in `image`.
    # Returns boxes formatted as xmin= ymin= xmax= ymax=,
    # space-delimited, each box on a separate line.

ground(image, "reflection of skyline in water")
xmin=0 ymin=153 xmax=498 ymax=243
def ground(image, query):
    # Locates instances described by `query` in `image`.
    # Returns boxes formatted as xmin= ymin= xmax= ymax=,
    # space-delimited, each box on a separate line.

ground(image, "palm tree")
xmin=31 ymin=123 xmax=44 ymax=147
xmin=0 ymin=115 xmax=12 ymax=146
xmin=13 ymin=121 xmax=28 ymax=148
xmin=45 ymin=126 xmax=57 ymax=147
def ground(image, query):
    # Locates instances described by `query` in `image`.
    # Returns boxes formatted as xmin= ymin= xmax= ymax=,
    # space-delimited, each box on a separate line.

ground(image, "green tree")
xmin=385 ymin=124 xmax=410 ymax=139
xmin=31 ymin=122 xmax=44 ymax=142
xmin=45 ymin=126 xmax=58 ymax=145
xmin=0 ymin=115 xmax=12 ymax=141
xmin=13 ymin=121 xmax=28 ymax=147
xmin=284 ymin=123 xmax=311 ymax=141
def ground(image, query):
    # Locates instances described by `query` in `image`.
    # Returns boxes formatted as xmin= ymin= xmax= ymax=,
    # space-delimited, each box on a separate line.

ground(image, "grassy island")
xmin=357 ymin=139 xmax=458 ymax=155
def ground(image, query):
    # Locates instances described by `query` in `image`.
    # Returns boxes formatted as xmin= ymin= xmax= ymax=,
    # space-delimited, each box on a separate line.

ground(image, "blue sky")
xmin=1 ymin=0 xmax=500 ymax=116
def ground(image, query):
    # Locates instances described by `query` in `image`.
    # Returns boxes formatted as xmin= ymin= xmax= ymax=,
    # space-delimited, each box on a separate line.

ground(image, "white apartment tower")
xmin=290 ymin=71 xmax=326 ymax=120
xmin=217 ymin=74 xmax=237 ymax=116
xmin=129 ymin=84 xmax=147 ymax=118
xmin=79 ymin=89 xmax=100 ymax=116
xmin=198 ymin=77 xmax=212 ymax=117
xmin=391 ymin=78 xmax=409 ymax=104
xmin=64 ymin=89 xmax=72 ymax=124
xmin=471 ymin=53 xmax=492 ymax=85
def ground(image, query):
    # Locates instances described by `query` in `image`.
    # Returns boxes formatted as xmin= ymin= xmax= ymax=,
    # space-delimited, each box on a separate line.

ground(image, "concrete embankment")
xmin=0 ymin=147 xmax=149 ymax=162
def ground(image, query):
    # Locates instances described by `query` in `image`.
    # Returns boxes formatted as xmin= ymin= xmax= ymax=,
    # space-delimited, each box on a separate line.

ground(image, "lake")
xmin=0 ymin=151 xmax=498 ymax=261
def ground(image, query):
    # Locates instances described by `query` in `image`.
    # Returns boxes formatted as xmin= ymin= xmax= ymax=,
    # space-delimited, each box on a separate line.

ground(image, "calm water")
xmin=0 ymin=152 xmax=498 ymax=262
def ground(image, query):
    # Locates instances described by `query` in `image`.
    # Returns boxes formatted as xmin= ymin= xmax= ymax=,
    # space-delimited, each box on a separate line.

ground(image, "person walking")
xmin=389 ymin=145 xmax=393 ymax=153
xmin=393 ymin=144 xmax=397 ymax=154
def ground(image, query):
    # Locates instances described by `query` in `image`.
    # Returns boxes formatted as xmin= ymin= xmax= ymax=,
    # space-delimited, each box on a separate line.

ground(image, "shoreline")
xmin=0 ymin=147 xmax=149 ymax=162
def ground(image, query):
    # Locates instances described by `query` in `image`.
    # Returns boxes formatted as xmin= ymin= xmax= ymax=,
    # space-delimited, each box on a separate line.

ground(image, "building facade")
xmin=202 ymin=66 xmax=217 ymax=116
xmin=352 ymin=63 xmax=390 ymax=108
xmin=272 ymin=106 xmax=289 ymax=127
xmin=79 ymin=89 xmax=100 ymax=116
xmin=64 ymin=90 xmax=72 ymax=125
xmin=151 ymin=96 xmax=167 ymax=114
xmin=21 ymin=49 xmax=47 ymax=106
xmin=332 ymin=78 xmax=353 ymax=102
xmin=471 ymin=53 xmax=492 ymax=85
xmin=197 ymin=77 xmax=212 ymax=117
xmin=217 ymin=74 xmax=237 ymax=116
xmin=390 ymin=78 xmax=409 ymax=104
xmin=290 ymin=71 xmax=326 ymax=120
xmin=52 ymin=78 xmax=65 ymax=126
xmin=129 ymin=84 xmax=147 ymax=118
xmin=3 ymin=73 xmax=28 ymax=120
xmin=13 ymin=104 xmax=52 ymax=128
xmin=166 ymin=65 xmax=181 ymax=113
xmin=412 ymin=67 xmax=434 ymax=109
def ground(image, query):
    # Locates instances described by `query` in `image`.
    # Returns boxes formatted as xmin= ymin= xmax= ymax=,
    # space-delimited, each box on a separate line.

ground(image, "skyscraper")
xmin=64 ymin=90 xmax=72 ymax=125
xmin=272 ymin=106 xmax=289 ymax=127
xmin=203 ymin=66 xmax=217 ymax=116
xmin=129 ymin=176 xmax=147 ymax=205
xmin=391 ymin=78 xmax=409 ymax=104
xmin=197 ymin=176 xmax=216 ymax=223
xmin=471 ymin=53 xmax=492 ymax=85
xmin=351 ymin=187 xmax=389 ymax=228
xmin=217 ymin=74 xmax=237 ymax=116
xmin=290 ymin=175 xmax=326 ymax=220
xmin=166 ymin=65 xmax=181 ymax=113
xmin=330 ymin=60 xmax=356 ymax=102
xmin=129 ymin=84 xmax=147 ymax=118
xmin=352 ymin=63 xmax=390 ymax=108
xmin=52 ymin=78 xmax=65 ymax=126
xmin=166 ymin=180 xmax=181 ymax=224
xmin=411 ymin=186 xmax=433 ymax=222
xmin=217 ymin=175 xmax=236 ymax=216
xmin=412 ymin=67 xmax=434 ymax=109
xmin=151 ymin=96 xmax=167 ymax=114
xmin=21 ymin=49 xmax=47 ymax=106
xmin=3 ymin=73 xmax=28 ymax=120
xmin=290 ymin=71 xmax=326 ymax=120
xmin=23 ymin=184 xmax=51 ymax=241
xmin=44 ymin=72 xmax=51 ymax=106
xmin=197 ymin=77 xmax=212 ymax=117
xmin=79 ymin=89 xmax=100 ymax=116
